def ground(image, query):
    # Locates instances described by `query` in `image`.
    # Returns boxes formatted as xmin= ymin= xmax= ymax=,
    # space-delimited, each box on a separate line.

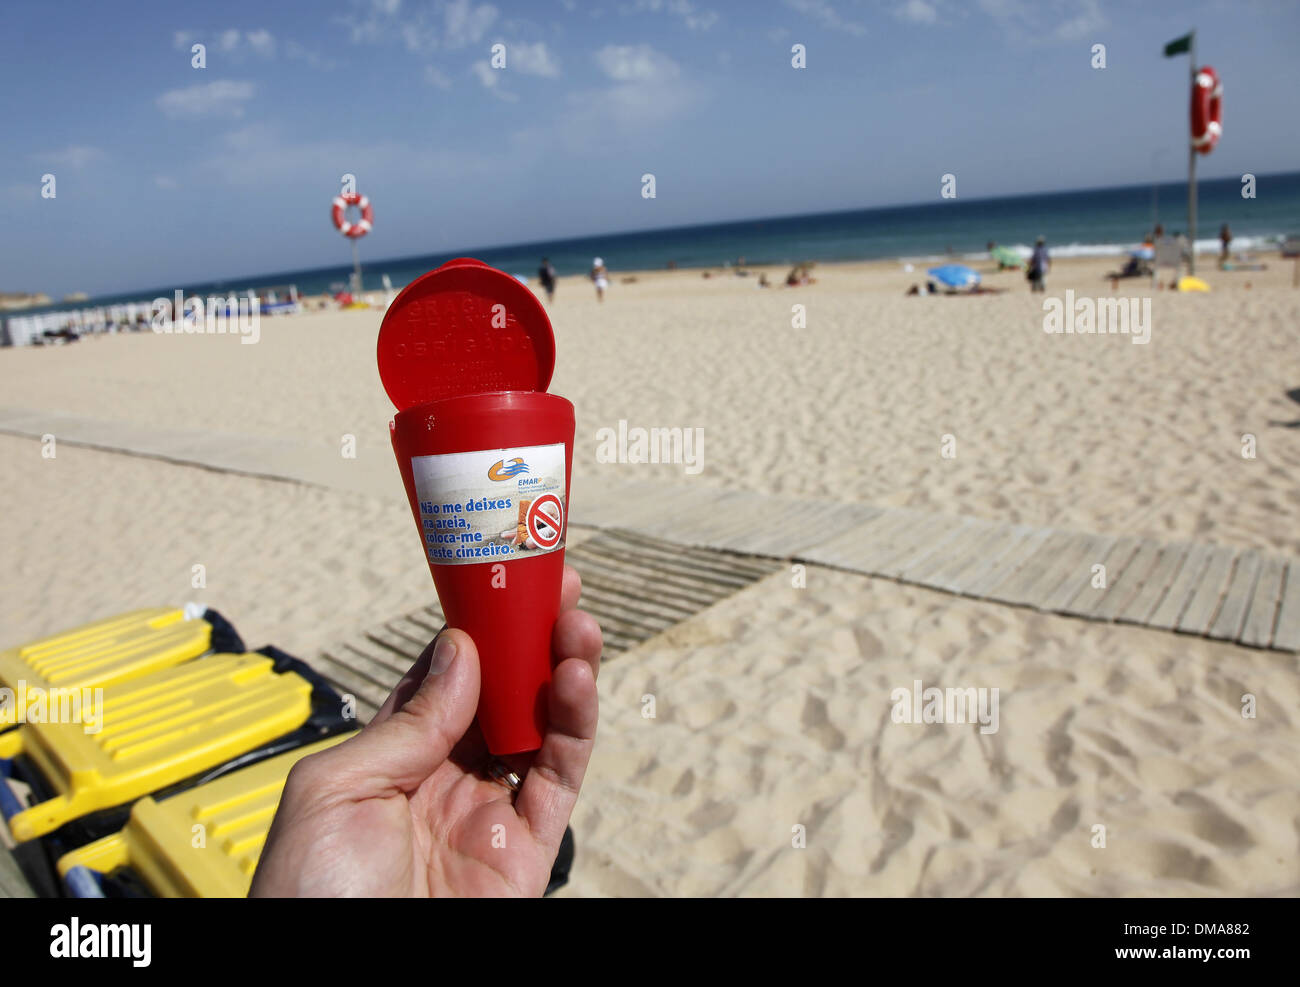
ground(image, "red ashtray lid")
xmin=377 ymin=258 xmax=556 ymax=410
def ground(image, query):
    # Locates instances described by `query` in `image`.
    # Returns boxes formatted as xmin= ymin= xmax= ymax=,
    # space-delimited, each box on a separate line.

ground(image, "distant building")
xmin=0 ymin=292 xmax=52 ymax=311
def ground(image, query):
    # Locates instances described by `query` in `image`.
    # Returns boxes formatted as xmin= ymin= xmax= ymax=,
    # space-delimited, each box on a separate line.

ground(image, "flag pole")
xmin=1187 ymin=30 xmax=1197 ymax=276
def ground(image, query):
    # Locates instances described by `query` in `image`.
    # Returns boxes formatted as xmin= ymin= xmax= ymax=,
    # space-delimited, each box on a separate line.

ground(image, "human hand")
xmin=249 ymin=565 xmax=600 ymax=897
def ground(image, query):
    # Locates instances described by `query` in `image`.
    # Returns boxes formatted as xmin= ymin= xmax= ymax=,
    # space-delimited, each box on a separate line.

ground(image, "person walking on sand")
xmin=1219 ymin=223 xmax=1232 ymax=269
xmin=1028 ymin=236 xmax=1049 ymax=293
xmin=590 ymin=257 xmax=608 ymax=302
xmin=538 ymin=257 xmax=557 ymax=303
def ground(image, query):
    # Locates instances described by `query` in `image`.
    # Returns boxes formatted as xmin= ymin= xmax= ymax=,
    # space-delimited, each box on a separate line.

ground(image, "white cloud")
xmin=600 ymin=79 xmax=690 ymax=125
xmin=594 ymin=44 xmax=680 ymax=83
xmin=246 ymin=29 xmax=276 ymax=56
xmin=509 ymin=41 xmax=560 ymax=77
xmin=337 ymin=0 xmax=497 ymax=52
xmin=443 ymin=0 xmax=499 ymax=47
xmin=31 ymin=145 xmax=106 ymax=169
xmin=400 ymin=19 xmax=440 ymax=53
xmin=977 ymin=0 xmax=1027 ymax=19
xmin=339 ymin=0 xmax=412 ymax=45
xmin=171 ymin=28 xmax=277 ymax=57
xmin=977 ymin=0 xmax=1107 ymax=42
xmin=781 ymin=0 xmax=867 ymax=37
xmin=533 ymin=44 xmax=695 ymax=142
xmin=155 ymin=80 xmax=256 ymax=118
xmin=896 ymin=0 xmax=939 ymax=25
xmin=628 ymin=0 xmax=719 ymax=31
xmin=1053 ymin=0 xmax=1106 ymax=40
xmin=203 ymin=122 xmax=511 ymax=188
xmin=680 ymin=7 xmax=718 ymax=31
xmin=425 ymin=64 xmax=453 ymax=88
xmin=286 ymin=41 xmax=337 ymax=69
xmin=472 ymin=60 xmax=518 ymax=100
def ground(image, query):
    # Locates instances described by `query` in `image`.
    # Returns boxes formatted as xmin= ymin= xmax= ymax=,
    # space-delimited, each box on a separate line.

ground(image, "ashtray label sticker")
xmin=412 ymin=442 xmax=566 ymax=565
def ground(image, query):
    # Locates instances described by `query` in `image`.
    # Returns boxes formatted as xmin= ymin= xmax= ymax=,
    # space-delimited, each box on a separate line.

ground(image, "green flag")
xmin=1164 ymin=32 xmax=1193 ymax=56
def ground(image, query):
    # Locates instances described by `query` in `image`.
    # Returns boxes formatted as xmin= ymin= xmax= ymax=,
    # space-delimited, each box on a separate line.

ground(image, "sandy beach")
xmin=3 ymin=254 xmax=1298 ymax=896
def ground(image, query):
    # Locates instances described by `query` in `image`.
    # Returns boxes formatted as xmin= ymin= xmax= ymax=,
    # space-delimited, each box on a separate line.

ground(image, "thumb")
xmin=321 ymin=629 xmax=481 ymax=796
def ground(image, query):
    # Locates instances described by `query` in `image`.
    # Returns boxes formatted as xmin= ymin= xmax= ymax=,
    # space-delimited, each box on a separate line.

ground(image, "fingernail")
xmin=428 ymin=634 xmax=457 ymax=676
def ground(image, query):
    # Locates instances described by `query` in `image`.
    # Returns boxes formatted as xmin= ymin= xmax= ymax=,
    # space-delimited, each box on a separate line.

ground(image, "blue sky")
xmin=2 ymin=0 xmax=1298 ymax=296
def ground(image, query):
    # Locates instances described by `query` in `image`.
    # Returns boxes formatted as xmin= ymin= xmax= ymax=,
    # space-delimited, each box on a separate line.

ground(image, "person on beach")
xmin=538 ymin=257 xmax=557 ymax=303
xmin=1028 ymin=236 xmax=1049 ymax=292
xmin=250 ymin=564 xmax=601 ymax=897
xmin=1219 ymin=224 xmax=1232 ymax=268
xmin=590 ymin=257 xmax=608 ymax=301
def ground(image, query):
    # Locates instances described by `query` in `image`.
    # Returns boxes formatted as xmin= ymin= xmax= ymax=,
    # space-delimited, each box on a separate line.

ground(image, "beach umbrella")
xmin=927 ymin=264 xmax=981 ymax=289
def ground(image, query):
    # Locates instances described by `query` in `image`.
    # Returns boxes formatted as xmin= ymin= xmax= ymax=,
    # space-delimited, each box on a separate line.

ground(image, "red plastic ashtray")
xmin=377 ymin=258 xmax=556 ymax=410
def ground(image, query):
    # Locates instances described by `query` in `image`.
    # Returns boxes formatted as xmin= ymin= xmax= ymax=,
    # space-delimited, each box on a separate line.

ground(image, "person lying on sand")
xmin=1105 ymin=255 xmax=1150 ymax=279
xmin=785 ymin=263 xmax=816 ymax=286
xmin=914 ymin=281 xmax=1004 ymax=296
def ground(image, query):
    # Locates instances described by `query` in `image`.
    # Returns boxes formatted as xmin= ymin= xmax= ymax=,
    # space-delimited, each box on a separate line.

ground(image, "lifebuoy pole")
xmin=1187 ymin=31 xmax=1197 ymax=276
xmin=330 ymin=191 xmax=373 ymax=295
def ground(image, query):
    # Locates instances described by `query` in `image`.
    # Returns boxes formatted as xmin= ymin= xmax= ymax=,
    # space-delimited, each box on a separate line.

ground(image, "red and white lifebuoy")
xmin=331 ymin=192 xmax=373 ymax=239
xmin=1191 ymin=65 xmax=1222 ymax=155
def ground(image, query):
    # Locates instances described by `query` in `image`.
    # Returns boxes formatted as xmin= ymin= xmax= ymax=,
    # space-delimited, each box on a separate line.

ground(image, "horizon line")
xmin=16 ymin=168 xmax=1298 ymax=305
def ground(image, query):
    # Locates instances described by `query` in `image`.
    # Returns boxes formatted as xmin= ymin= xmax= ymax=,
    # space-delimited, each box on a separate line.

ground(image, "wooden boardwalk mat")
xmin=5 ymin=413 xmax=1292 ymax=656
xmin=314 ymin=528 xmax=783 ymax=722
xmin=576 ymin=483 xmax=1300 ymax=655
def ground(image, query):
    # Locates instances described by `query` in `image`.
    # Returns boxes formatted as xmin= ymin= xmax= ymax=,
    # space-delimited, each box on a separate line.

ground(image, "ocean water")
xmin=15 ymin=172 xmax=1300 ymax=316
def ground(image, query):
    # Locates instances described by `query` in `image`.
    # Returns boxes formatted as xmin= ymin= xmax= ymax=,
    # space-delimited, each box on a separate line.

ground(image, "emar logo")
xmin=488 ymin=457 xmax=530 ymax=481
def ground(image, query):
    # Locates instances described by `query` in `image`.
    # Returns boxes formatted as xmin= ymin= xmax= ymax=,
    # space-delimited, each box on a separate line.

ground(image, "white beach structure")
xmin=2 ymin=301 xmax=154 ymax=346
xmin=2 ymin=285 xmax=301 ymax=347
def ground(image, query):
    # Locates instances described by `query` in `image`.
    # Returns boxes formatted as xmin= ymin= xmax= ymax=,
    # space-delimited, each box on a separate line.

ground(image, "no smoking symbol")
xmin=526 ymin=494 xmax=564 ymax=550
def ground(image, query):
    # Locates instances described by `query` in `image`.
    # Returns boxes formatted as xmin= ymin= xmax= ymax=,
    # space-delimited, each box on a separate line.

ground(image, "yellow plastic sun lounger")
xmin=0 ymin=607 xmax=226 ymax=728
xmin=58 ymin=731 xmax=355 ymax=897
xmin=0 ymin=652 xmax=313 ymax=842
